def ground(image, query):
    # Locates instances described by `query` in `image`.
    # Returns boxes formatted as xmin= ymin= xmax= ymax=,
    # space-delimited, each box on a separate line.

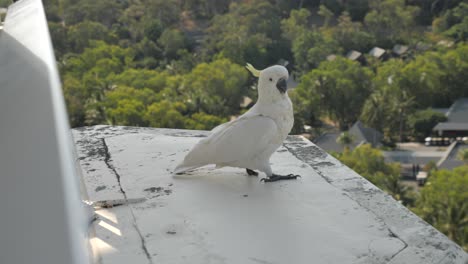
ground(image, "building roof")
xmin=437 ymin=40 xmax=454 ymax=47
xmin=73 ymin=125 xmax=468 ymax=264
xmin=326 ymin=54 xmax=337 ymax=61
xmin=369 ymin=47 xmax=386 ymax=58
xmin=346 ymin=50 xmax=362 ymax=61
xmin=432 ymin=98 xmax=468 ymax=132
xmin=314 ymin=121 xmax=382 ymax=152
xmin=393 ymin=44 xmax=409 ymax=56
xmin=349 ymin=120 xmax=383 ymax=146
xmin=433 ymin=122 xmax=468 ymax=131
xmin=313 ymin=132 xmax=344 ymax=152
xmin=445 ymin=98 xmax=468 ymax=123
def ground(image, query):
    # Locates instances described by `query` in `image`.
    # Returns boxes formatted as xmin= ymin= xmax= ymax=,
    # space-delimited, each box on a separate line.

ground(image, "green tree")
xmin=144 ymin=100 xmax=187 ymax=128
xmin=336 ymin=131 xmax=355 ymax=150
xmin=413 ymin=166 xmax=468 ymax=250
xmin=318 ymin=5 xmax=334 ymax=27
xmin=288 ymin=88 xmax=321 ymax=134
xmin=434 ymin=2 xmax=468 ymax=41
xmin=64 ymin=0 xmax=124 ymax=27
xmin=62 ymin=41 xmax=135 ymax=125
xmin=181 ymin=59 xmax=248 ymax=117
xmin=457 ymin=149 xmax=468 ymax=165
xmin=440 ymin=44 xmax=468 ymax=103
xmin=407 ymin=109 xmax=447 ymax=141
xmin=281 ymin=8 xmax=339 ymax=73
xmin=109 ymin=69 xmax=171 ymax=93
xmin=158 ymin=29 xmax=191 ymax=61
xmin=296 ymin=57 xmax=373 ymax=129
xmin=280 ymin=8 xmax=311 ymax=41
xmin=145 ymin=0 xmax=181 ymax=27
xmin=365 ymin=59 xmax=416 ymax=141
xmin=344 ymin=0 xmax=370 ymax=21
xmin=334 ymin=144 xmax=410 ymax=203
xmin=332 ymin=12 xmax=375 ymax=52
xmin=361 ymin=89 xmax=390 ymax=135
xmin=67 ymin=21 xmax=115 ymax=53
xmin=203 ymin=0 xmax=285 ymax=67
xmin=102 ymin=86 xmax=159 ymax=126
xmin=364 ymin=0 xmax=419 ymax=46
xmin=62 ymin=75 xmax=87 ymax=127
xmin=48 ymin=22 xmax=69 ymax=58
xmin=185 ymin=112 xmax=227 ymax=130
xmin=181 ymin=0 xmax=231 ymax=19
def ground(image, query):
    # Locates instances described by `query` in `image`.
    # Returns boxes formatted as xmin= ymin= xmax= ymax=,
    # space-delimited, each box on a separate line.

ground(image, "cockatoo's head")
xmin=246 ymin=63 xmax=289 ymax=102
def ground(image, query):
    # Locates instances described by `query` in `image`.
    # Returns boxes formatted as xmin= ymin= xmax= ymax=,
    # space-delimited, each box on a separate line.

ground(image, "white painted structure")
xmin=0 ymin=0 xmax=91 ymax=263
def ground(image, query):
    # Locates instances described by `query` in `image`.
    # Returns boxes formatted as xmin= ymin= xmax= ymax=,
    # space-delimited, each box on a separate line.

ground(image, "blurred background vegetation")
xmin=33 ymin=0 xmax=468 ymax=139
xmin=1 ymin=0 xmax=465 ymax=250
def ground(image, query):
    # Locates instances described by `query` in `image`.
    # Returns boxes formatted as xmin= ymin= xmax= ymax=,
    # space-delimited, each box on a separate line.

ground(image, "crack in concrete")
xmin=388 ymin=228 xmax=409 ymax=260
xmin=101 ymin=138 xmax=154 ymax=264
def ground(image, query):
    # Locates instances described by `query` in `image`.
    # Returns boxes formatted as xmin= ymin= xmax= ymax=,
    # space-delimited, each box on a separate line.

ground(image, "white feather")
xmin=174 ymin=115 xmax=280 ymax=174
xmin=174 ymin=65 xmax=293 ymax=177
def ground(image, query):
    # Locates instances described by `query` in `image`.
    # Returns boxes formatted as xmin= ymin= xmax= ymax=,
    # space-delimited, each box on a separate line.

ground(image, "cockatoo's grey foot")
xmin=246 ymin=168 xmax=258 ymax=176
xmin=260 ymin=174 xmax=301 ymax=182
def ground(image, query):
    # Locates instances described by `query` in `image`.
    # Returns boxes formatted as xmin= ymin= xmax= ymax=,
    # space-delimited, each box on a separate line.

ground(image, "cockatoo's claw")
xmin=246 ymin=168 xmax=259 ymax=176
xmin=260 ymin=174 xmax=301 ymax=182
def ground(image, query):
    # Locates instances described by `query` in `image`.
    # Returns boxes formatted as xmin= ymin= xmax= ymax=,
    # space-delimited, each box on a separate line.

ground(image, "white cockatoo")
xmin=174 ymin=63 xmax=299 ymax=182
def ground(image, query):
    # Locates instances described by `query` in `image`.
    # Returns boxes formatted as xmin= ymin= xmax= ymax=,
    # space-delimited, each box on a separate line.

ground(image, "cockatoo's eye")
xmin=269 ymin=78 xmax=273 ymax=82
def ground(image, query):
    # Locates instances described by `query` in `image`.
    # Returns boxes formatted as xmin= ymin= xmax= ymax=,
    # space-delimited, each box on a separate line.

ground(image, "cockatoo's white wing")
xmin=174 ymin=115 xmax=279 ymax=174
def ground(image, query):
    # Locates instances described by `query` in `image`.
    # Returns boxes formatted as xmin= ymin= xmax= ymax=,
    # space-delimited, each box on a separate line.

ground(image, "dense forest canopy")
xmin=22 ymin=0 xmax=465 ymax=143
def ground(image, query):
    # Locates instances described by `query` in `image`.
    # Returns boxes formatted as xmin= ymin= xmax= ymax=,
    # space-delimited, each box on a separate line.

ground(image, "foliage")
xmin=336 ymin=131 xmax=355 ymax=150
xmin=67 ymin=21 xmax=115 ymax=53
xmin=0 ymin=0 xmax=10 ymax=7
xmin=144 ymin=100 xmax=187 ymax=128
xmin=45 ymin=0 xmax=468 ymax=136
xmin=413 ymin=166 xmax=468 ymax=250
xmin=457 ymin=149 xmax=468 ymax=165
xmin=281 ymin=8 xmax=340 ymax=73
xmin=407 ymin=109 xmax=447 ymax=141
xmin=203 ymin=0 xmax=285 ymax=67
xmin=362 ymin=59 xmax=416 ymax=142
xmin=332 ymin=12 xmax=375 ymax=53
xmin=364 ymin=0 xmax=419 ymax=47
xmin=181 ymin=59 xmax=248 ymax=117
xmin=434 ymin=2 xmax=468 ymax=41
xmin=158 ymin=29 xmax=191 ymax=61
xmin=423 ymin=161 xmax=438 ymax=176
xmin=296 ymin=57 xmax=373 ymax=129
xmin=334 ymin=144 xmax=411 ymax=204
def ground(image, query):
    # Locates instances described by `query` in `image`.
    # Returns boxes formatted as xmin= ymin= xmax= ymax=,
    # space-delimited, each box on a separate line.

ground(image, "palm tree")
xmin=337 ymin=131 xmax=355 ymax=151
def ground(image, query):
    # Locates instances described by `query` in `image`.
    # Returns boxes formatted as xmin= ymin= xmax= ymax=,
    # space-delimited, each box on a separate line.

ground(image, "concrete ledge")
xmin=73 ymin=126 xmax=467 ymax=264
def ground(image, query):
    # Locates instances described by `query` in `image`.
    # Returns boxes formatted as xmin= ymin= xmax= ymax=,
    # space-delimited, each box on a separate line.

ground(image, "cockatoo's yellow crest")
xmin=245 ymin=63 xmax=261 ymax=77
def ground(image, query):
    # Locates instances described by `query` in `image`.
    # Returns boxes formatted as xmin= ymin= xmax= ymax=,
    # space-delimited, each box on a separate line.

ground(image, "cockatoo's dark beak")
xmin=276 ymin=78 xmax=287 ymax=94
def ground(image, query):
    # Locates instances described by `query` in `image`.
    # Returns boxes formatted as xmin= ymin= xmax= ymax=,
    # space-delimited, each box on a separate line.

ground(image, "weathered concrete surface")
xmin=73 ymin=126 xmax=467 ymax=264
